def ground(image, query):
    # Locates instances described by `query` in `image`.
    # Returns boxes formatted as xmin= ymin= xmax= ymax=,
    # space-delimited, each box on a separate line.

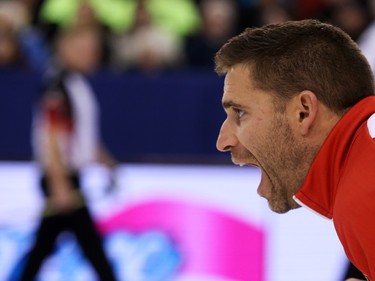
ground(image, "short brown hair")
xmin=215 ymin=19 xmax=374 ymax=113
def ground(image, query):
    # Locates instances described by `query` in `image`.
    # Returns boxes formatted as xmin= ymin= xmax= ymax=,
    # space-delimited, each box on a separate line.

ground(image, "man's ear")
xmin=296 ymin=90 xmax=318 ymax=136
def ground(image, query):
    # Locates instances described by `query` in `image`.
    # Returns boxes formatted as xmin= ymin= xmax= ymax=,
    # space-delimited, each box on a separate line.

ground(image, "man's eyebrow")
xmin=222 ymin=100 xmax=244 ymax=109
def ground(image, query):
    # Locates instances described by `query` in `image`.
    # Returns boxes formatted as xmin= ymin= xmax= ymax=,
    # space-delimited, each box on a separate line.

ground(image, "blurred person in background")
xmin=35 ymin=0 xmax=201 ymax=71
xmin=35 ymin=0 xmax=200 ymax=37
xmin=28 ymin=0 xmax=113 ymax=68
xmin=325 ymin=0 xmax=375 ymax=75
xmin=0 ymin=0 xmax=29 ymax=68
xmin=324 ymin=0 xmax=372 ymax=42
xmin=110 ymin=0 xmax=185 ymax=72
xmin=62 ymin=0 xmax=112 ymax=66
xmin=132 ymin=0 xmax=201 ymax=39
xmin=289 ymin=0 xmax=328 ymax=20
xmin=184 ymin=0 xmax=239 ymax=69
xmin=13 ymin=25 xmax=118 ymax=281
xmin=31 ymin=0 xmax=129 ymax=39
xmin=0 ymin=0 xmax=51 ymax=72
xmin=258 ymin=0 xmax=294 ymax=25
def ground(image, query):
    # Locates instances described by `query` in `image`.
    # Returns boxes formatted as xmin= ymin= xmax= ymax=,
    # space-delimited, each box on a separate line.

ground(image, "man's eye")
xmin=234 ymin=109 xmax=245 ymax=119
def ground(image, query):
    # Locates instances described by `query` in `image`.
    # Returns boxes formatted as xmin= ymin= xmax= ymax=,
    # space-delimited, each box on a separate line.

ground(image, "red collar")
xmin=294 ymin=96 xmax=375 ymax=218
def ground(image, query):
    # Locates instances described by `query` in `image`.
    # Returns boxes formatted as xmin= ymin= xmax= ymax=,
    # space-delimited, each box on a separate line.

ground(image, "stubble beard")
xmin=262 ymin=115 xmax=315 ymax=214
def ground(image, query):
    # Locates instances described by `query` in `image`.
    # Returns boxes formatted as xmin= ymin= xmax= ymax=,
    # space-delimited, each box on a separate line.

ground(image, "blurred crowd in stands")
xmin=0 ymin=0 xmax=375 ymax=74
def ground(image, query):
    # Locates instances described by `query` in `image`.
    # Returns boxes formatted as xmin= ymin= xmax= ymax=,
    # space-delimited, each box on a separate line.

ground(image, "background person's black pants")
xmin=17 ymin=174 xmax=117 ymax=281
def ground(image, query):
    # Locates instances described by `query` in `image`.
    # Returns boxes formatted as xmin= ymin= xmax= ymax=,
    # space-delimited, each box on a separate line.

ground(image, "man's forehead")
xmin=223 ymin=65 xmax=253 ymax=98
xmin=222 ymin=66 xmax=277 ymax=110
xmin=224 ymin=65 xmax=253 ymax=86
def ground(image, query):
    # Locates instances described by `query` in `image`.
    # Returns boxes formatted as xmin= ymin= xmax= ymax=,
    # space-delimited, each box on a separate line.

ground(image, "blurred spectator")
xmin=36 ymin=0 xmax=131 ymax=35
xmin=184 ymin=0 xmax=238 ymax=69
xmin=291 ymin=0 xmax=328 ymax=19
xmin=143 ymin=0 xmax=201 ymax=38
xmin=50 ymin=25 xmax=103 ymax=74
xmin=110 ymin=0 xmax=185 ymax=72
xmin=0 ymin=0 xmax=51 ymax=72
xmin=326 ymin=0 xmax=372 ymax=41
xmin=28 ymin=0 xmax=111 ymax=67
xmin=69 ymin=0 xmax=111 ymax=66
xmin=37 ymin=0 xmax=200 ymax=38
xmin=323 ymin=0 xmax=375 ymax=74
xmin=12 ymin=25 xmax=118 ymax=281
xmin=34 ymin=0 xmax=201 ymax=71
xmin=259 ymin=1 xmax=294 ymax=25
xmin=0 ymin=0 xmax=28 ymax=68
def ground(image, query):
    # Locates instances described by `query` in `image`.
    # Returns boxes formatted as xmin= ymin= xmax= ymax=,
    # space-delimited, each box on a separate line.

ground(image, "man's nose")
xmin=216 ymin=120 xmax=237 ymax=152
